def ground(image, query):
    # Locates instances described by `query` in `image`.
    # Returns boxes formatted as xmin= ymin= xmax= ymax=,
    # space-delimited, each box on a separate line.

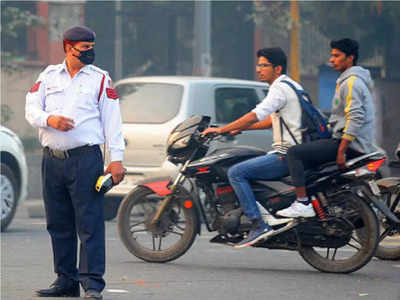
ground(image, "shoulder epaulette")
xmin=43 ymin=64 xmax=62 ymax=74
xmin=88 ymin=65 xmax=109 ymax=77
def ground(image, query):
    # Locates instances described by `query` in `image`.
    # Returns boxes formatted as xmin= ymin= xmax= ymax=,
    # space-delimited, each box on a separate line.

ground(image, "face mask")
xmin=73 ymin=47 xmax=95 ymax=65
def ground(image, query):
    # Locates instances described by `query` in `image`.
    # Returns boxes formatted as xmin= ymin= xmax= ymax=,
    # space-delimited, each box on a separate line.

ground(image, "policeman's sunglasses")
xmin=256 ymin=63 xmax=273 ymax=68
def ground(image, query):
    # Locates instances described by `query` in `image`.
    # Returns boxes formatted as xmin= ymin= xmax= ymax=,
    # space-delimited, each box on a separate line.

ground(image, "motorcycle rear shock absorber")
xmin=311 ymin=195 xmax=327 ymax=220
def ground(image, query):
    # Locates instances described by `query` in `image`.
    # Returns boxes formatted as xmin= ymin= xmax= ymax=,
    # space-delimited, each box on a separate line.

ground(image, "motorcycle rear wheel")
xmin=117 ymin=185 xmax=199 ymax=263
xmin=375 ymin=190 xmax=400 ymax=260
xmin=299 ymin=195 xmax=378 ymax=273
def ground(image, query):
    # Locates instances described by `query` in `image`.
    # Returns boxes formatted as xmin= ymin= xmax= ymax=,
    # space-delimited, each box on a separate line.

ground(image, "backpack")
xmin=279 ymin=80 xmax=331 ymax=144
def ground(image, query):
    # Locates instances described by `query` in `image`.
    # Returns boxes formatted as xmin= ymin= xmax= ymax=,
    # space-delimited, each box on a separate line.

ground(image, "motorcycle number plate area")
xmin=368 ymin=180 xmax=381 ymax=196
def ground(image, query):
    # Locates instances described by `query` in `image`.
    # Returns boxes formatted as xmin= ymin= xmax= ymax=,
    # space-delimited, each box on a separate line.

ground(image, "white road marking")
xmin=106 ymin=289 xmax=129 ymax=293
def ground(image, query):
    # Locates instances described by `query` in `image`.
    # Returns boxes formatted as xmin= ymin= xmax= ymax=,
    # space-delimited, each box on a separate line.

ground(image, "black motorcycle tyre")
xmin=117 ymin=185 xmax=199 ymax=263
xmin=375 ymin=190 xmax=400 ymax=260
xmin=298 ymin=198 xmax=379 ymax=273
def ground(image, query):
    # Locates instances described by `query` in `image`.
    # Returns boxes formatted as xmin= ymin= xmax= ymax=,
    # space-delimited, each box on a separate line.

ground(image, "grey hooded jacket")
xmin=329 ymin=66 xmax=376 ymax=154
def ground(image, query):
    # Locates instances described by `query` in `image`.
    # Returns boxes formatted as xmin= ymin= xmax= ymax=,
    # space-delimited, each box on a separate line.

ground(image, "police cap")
xmin=63 ymin=25 xmax=96 ymax=42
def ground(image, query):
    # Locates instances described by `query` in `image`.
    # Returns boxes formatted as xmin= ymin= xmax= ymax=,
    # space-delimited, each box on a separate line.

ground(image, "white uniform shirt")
xmin=25 ymin=61 xmax=124 ymax=162
xmin=252 ymin=74 xmax=303 ymax=153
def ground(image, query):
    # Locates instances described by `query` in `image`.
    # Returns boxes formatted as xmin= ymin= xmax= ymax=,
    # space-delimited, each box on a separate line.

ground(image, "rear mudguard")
xmin=356 ymin=185 xmax=400 ymax=224
xmin=134 ymin=177 xmax=202 ymax=235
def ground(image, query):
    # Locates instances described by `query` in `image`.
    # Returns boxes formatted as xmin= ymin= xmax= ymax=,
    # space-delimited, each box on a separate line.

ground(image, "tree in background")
xmin=1 ymin=4 xmax=43 ymax=72
xmin=1 ymin=3 xmax=43 ymax=126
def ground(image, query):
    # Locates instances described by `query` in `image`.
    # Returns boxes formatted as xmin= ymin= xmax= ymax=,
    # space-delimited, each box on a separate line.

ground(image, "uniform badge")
xmin=106 ymin=88 xmax=118 ymax=99
xmin=29 ymin=81 xmax=41 ymax=93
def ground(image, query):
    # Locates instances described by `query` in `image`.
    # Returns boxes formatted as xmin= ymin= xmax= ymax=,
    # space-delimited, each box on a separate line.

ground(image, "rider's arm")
xmin=203 ymin=84 xmax=285 ymax=136
xmin=217 ymin=112 xmax=259 ymax=134
xmin=240 ymin=116 xmax=272 ymax=131
xmin=340 ymin=77 xmax=365 ymax=142
xmin=337 ymin=138 xmax=351 ymax=169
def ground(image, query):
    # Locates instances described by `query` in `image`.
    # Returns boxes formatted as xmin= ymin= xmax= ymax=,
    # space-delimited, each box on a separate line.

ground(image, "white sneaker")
xmin=276 ymin=202 xmax=316 ymax=218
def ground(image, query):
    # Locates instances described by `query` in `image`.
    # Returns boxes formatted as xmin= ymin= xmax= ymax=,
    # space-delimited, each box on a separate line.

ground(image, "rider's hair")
xmin=330 ymin=38 xmax=359 ymax=66
xmin=257 ymin=47 xmax=287 ymax=74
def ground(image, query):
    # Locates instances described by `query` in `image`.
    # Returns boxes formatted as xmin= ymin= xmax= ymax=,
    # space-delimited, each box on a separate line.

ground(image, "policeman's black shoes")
xmin=35 ymin=278 xmax=80 ymax=297
xmin=84 ymin=289 xmax=103 ymax=300
xmin=35 ymin=278 xmax=103 ymax=299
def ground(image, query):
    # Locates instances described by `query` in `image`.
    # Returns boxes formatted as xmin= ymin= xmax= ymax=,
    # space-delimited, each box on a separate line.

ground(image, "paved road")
xmin=2 ymin=204 xmax=400 ymax=300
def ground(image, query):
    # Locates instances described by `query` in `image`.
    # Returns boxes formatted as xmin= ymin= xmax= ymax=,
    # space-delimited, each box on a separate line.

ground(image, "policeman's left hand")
xmin=105 ymin=161 xmax=125 ymax=185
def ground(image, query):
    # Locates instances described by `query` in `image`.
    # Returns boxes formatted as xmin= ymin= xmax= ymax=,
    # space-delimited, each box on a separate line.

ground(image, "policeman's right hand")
xmin=47 ymin=115 xmax=75 ymax=131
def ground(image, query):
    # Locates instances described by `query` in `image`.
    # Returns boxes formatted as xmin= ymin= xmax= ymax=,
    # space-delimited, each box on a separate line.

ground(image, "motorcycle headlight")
xmin=170 ymin=135 xmax=191 ymax=150
xmin=167 ymin=132 xmax=179 ymax=147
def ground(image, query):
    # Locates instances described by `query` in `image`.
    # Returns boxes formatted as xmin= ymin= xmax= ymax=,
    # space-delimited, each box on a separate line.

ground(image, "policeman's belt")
xmin=44 ymin=145 xmax=99 ymax=159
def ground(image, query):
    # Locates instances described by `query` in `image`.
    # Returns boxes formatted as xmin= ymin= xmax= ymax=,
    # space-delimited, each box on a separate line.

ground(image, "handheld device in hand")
xmin=95 ymin=173 xmax=114 ymax=193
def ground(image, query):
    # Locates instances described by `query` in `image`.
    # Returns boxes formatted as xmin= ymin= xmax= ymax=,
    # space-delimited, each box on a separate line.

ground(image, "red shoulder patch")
xmin=106 ymin=88 xmax=118 ymax=100
xmin=29 ymin=81 xmax=41 ymax=93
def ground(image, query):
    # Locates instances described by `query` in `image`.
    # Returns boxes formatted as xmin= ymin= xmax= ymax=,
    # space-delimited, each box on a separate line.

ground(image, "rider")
xmin=202 ymin=47 xmax=306 ymax=248
xmin=277 ymin=38 xmax=376 ymax=218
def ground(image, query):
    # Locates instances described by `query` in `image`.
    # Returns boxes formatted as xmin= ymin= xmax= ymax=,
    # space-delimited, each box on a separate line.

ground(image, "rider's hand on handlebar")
xmin=202 ymin=127 xmax=222 ymax=137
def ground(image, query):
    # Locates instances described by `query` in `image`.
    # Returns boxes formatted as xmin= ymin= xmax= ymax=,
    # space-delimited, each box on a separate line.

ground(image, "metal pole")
xmin=115 ymin=0 xmax=122 ymax=80
xmin=193 ymin=1 xmax=211 ymax=76
xmin=290 ymin=0 xmax=300 ymax=81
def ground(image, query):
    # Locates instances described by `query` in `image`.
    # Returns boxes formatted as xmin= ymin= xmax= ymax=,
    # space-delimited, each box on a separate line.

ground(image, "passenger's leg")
xmin=277 ymin=139 xmax=340 ymax=217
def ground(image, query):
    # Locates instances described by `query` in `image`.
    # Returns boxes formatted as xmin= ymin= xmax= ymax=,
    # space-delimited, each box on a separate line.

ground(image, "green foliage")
xmin=251 ymin=1 xmax=291 ymax=37
xmin=1 ymin=5 xmax=44 ymax=72
xmin=300 ymin=1 xmax=400 ymax=59
xmin=2 ymin=6 xmax=43 ymax=39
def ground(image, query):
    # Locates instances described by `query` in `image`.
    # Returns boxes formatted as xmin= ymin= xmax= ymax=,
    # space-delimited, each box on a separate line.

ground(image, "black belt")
xmin=44 ymin=145 xmax=99 ymax=159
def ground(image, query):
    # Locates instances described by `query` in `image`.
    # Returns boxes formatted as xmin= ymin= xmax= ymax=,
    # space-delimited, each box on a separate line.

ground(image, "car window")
xmin=214 ymin=87 xmax=260 ymax=123
xmin=117 ymin=83 xmax=183 ymax=123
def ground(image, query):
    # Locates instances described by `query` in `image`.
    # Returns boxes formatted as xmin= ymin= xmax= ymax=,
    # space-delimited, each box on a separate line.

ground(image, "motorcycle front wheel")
xmin=117 ymin=185 xmax=199 ymax=263
xmin=299 ymin=194 xmax=379 ymax=273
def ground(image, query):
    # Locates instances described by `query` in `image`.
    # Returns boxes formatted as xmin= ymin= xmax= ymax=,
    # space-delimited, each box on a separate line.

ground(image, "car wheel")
xmin=1 ymin=163 xmax=19 ymax=231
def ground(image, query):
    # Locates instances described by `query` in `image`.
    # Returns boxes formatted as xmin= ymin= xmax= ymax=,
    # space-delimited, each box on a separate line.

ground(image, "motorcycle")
xmin=117 ymin=115 xmax=400 ymax=273
xmin=374 ymin=157 xmax=400 ymax=260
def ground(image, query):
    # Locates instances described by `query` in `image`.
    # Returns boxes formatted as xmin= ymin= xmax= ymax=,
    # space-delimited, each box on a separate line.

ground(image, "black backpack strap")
xmin=279 ymin=114 xmax=299 ymax=145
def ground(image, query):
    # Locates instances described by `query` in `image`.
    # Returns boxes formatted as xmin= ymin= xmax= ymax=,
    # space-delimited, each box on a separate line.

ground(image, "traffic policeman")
xmin=25 ymin=25 xmax=125 ymax=300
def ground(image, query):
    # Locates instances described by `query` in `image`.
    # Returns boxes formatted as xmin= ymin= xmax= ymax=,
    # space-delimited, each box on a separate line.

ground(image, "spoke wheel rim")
xmin=128 ymin=194 xmax=189 ymax=252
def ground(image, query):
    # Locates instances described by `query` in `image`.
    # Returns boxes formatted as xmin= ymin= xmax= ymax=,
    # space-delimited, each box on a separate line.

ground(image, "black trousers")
xmin=287 ymin=139 xmax=362 ymax=187
xmin=42 ymin=145 xmax=105 ymax=292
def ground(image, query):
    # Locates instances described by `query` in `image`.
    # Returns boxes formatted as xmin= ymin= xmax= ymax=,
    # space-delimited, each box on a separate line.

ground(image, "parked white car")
xmin=0 ymin=126 xmax=28 ymax=231
xmin=107 ymin=76 xmax=271 ymax=195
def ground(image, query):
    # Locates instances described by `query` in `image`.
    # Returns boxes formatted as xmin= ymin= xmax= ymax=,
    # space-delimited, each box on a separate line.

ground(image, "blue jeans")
xmin=227 ymin=153 xmax=289 ymax=221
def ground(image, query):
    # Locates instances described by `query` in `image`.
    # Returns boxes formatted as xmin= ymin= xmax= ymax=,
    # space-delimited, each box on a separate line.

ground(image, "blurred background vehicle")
xmin=0 ymin=126 xmax=28 ymax=231
xmin=102 ymin=76 xmax=271 ymax=220
xmin=375 ymin=147 xmax=400 ymax=261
